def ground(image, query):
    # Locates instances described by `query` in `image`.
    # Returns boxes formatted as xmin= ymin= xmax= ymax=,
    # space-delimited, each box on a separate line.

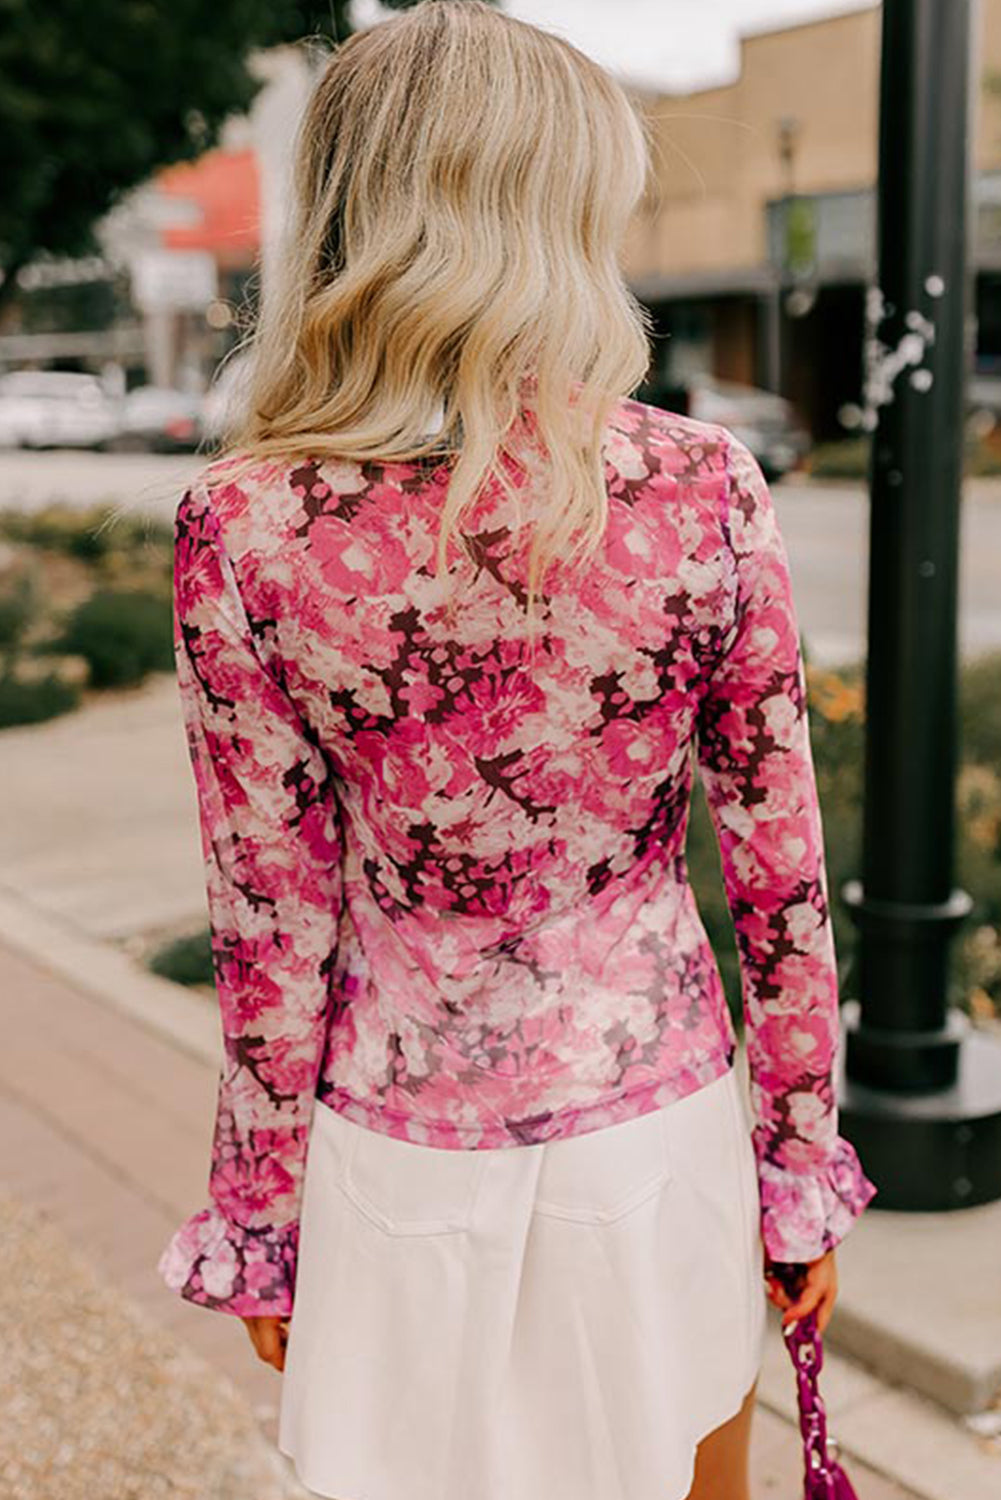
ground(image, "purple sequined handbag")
xmin=769 ymin=1261 xmax=860 ymax=1500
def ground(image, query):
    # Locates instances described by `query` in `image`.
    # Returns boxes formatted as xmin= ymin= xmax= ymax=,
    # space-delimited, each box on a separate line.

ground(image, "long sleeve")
xmin=695 ymin=434 xmax=878 ymax=1265
xmin=157 ymin=483 xmax=346 ymax=1317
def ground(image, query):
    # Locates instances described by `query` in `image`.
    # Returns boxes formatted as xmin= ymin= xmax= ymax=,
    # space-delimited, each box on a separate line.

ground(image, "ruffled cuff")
xmin=157 ymin=1206 xmax=299 ymax=1317
xmin=756 ymin=1134 xmax=879 ymax=1265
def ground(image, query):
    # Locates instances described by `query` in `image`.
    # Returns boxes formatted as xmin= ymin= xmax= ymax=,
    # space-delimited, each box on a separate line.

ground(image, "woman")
xmin=158 ymin=4 xmax=878 ymax=1498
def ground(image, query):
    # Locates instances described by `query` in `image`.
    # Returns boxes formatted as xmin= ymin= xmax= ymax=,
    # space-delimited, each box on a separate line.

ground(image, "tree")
xmin=0 ymin=0 xmax=454 ymax=312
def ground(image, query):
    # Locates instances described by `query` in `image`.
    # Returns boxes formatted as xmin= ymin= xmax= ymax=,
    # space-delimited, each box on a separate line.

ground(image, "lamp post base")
xmin=838 ymin=998 xmax=1001 ymax=1210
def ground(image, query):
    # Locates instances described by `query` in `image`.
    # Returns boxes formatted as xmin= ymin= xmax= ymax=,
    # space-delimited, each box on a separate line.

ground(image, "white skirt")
xmin=278 ymin=1063 xmax=768 ymax=1500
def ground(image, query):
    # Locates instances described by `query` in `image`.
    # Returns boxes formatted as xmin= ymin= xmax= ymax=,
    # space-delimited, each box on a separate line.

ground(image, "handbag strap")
xmin=770 ymin=1261 xmax=859 ymax=1500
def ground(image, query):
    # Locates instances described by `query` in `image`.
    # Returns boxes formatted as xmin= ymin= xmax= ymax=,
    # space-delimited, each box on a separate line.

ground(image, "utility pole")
xmin=839 ymin=0 xmax=1001 ymax=1209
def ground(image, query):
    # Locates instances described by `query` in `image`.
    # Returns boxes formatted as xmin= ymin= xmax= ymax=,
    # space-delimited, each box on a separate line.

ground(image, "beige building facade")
xmin=621 ymin=1 xmax=1001 ymax=439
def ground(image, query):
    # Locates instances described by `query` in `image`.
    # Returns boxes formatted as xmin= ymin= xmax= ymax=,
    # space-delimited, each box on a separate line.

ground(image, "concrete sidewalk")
xmin=0 ymin=672 xmax=206 ymax=946
xmin=0 ymin=917 xmax=957 ymax=1500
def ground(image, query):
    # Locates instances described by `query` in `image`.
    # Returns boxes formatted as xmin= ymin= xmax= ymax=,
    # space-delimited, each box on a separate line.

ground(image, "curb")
xmin=0 ymin=880 xmax=219 ymax=1068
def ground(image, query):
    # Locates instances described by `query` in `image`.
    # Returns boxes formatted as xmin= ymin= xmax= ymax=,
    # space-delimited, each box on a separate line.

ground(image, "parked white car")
xmin=0 ymin=370 xmax=123 ymax=449
xmin=115 ymin=385 xmax=204 ymax=452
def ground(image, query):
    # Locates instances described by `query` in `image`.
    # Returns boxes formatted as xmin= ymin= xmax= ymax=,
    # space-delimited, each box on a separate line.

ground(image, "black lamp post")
xmin=839 ymin=0 xmax=1001 ymax=1209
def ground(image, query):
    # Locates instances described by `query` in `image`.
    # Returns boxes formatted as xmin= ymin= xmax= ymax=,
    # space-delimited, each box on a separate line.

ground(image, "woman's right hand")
xmin=764 ymin=1249 xmax=839 ymax=1336
xmin=241 ymin=1314 xmax=290 ymax=1372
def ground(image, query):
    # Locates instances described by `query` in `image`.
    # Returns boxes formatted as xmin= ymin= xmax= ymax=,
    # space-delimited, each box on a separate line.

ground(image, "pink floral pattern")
xmin=157 ymin=398 xmax=877 ymax=1317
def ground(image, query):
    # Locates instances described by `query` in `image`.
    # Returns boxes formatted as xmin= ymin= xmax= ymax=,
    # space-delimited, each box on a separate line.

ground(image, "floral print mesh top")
xmin=157 ymin=397 xmax=878 ymax=1317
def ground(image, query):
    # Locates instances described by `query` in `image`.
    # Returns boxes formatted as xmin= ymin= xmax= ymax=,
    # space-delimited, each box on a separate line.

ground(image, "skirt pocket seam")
xmin=533 ymin=1108 xmax=675 ymax=1226
xmin=336 ymin=1123 xmax=489 ymax=1237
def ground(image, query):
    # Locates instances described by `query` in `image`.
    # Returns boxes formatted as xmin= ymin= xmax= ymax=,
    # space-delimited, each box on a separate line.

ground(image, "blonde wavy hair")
xmin=215 ymin=0 xmax=654 ymax=635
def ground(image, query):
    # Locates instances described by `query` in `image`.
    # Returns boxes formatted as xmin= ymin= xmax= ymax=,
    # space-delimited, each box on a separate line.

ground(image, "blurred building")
xmin=96 ymin=46 xmax=313 ymax=393
xmin=621 ymin=0 xmax=1001 ymax=441
xmin=10 ymin=2 xmax=1001 ymax=433
xmin=0 ymin=47 xmax=312 ymax=394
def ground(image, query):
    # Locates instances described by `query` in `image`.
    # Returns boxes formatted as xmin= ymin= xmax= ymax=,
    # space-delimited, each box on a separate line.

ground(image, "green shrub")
xmin=0 ymin=567 xmax=38 ymax=652
xmin=49 ymin=588 xmax=173 ymax=687
xmin=808 ymin=438 xmax=873 ymax=480
xmin=964 ymin=433 xmax=1001 ymax=477
xmin=148 ymin=929 xmax=215 ymax=988
xmin=0 ymin=503 xmax=172 ymax=561
xmin=0 ymin=670 xmax=81 ymax=727
xmin=960 ymin=650 xmax=1001 ymax=769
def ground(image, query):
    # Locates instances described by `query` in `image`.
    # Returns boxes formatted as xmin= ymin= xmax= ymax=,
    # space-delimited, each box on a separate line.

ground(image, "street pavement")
xmin=1 ymin=449 xmax=1000 ymax=667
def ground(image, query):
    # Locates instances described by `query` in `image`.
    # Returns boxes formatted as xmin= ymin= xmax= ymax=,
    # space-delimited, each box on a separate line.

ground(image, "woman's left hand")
xmin=241 ymin=1315 xmax=290 ymax=1371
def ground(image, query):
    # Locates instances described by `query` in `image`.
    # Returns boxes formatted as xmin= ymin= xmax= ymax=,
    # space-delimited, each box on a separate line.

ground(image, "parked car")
xmin=965 ymin=373 xmax=1001 ymax=438
xmin=640 ymin=374 xmax=812 ymax=481
xmin=113 ymin=385 xmax=204 ymax=452
xmin=0 ymin=370 xmax=123 ymax=450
